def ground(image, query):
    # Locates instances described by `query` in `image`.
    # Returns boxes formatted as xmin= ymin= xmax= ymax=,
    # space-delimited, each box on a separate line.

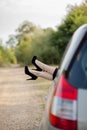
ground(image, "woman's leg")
xmin=32 ymin=56 xmax=56 ymax=74
xmin=25 ymin=66 xmax=58 ymax=80
xmin=35 ymin=59 xmax=56 ymax=74
xmin=29 ymin=69 xmax=53 ymax=80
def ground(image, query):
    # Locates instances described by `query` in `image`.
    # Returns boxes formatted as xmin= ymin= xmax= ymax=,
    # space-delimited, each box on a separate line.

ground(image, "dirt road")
xmin=0 ymin=66 xmax=51 ymax=130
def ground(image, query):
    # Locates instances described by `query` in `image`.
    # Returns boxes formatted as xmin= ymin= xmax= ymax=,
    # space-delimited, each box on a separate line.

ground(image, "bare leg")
xmin=35 ymin=59 xmax=56 ymax=74
xmin=31 ymin=56 xmax=58 ymax=80
xmin=25 ymin=66 xmax=58 ymax=80
xmin=29 ymin=69 xmax=53 ymax=80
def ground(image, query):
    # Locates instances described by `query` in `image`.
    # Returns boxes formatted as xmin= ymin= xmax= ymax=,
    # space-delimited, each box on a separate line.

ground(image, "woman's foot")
xmin=32 ymin=56 xmax=42 ymax=71
xmin=25 ymin=66 xmax=38 ymax=80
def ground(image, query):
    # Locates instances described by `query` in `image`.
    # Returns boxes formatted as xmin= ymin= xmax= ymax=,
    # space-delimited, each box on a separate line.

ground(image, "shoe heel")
xmin=32 ymin=56 xmax=42 ymax=71
xmin=25 ymin=66 xmax=38 ymax=80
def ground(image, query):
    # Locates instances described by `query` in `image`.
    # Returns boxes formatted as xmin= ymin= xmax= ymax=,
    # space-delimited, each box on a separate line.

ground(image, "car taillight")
xmin=50 ymin=74 xmax=78 ymax=130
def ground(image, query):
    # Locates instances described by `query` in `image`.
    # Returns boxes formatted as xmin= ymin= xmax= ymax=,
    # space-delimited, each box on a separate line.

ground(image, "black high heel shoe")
xmin=25 ymin=66 xmax=38 ymax=80
xmin=32 ymin=56 xmax=42 ymax=71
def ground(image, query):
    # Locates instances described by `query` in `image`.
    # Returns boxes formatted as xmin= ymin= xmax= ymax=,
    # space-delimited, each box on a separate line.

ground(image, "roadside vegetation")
xmin=0 ymin=0 xmax=87 ymax=66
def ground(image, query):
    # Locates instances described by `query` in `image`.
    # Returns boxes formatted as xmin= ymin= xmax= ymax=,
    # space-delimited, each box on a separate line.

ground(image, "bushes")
xmin=1 ymin=1 xmax=87 ymax=66
xmin=0 ymin=46 xmax=17 ymax=66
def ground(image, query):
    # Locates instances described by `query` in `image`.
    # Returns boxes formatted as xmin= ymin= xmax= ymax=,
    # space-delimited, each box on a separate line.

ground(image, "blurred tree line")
xmin=0 ymin=0 xmax=87 ymax=66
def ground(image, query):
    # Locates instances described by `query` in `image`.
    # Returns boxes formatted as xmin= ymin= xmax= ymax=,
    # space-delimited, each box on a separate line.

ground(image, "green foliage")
xmin=8 ymin=49 xmax=17 ymax=64
xmin=15 ymin=37 xmax=33 ymax=65
xmin=16 ymin=21 xmax=36 ymax=33
xmin=0 ymin=45 xmax=17 ymax=66
xmin=6 ymin=35 xmax=17 ymax=48
xmin=30 ymin=28 xmax=58 ymax=64
xmin=50 ymin=1 xmax=87 ymax=63
xmin=4 ymin=0 xmax=87 ymax=66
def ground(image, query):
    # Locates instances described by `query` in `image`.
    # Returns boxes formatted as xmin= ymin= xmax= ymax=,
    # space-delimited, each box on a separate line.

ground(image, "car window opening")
xmin=67 ymin=34 xmax=87 ymax=89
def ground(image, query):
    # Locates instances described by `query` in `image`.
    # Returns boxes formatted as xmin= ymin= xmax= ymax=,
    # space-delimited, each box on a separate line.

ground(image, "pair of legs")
xmin=25 ymin=56 xmax=58 ymax=80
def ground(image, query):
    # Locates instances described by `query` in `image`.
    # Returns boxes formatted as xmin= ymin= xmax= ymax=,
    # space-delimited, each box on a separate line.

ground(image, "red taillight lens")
xmin=50 ymin=75 xmax=78 ymax=130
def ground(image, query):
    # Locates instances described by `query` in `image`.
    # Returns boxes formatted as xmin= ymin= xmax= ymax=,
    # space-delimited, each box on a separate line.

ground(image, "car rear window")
xmin=67 ymin=35 xmax=87 ymax=89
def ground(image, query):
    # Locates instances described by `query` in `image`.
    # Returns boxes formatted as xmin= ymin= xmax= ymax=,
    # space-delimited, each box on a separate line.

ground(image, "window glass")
xmin=67 ymin=38 xmax=87 ymax=89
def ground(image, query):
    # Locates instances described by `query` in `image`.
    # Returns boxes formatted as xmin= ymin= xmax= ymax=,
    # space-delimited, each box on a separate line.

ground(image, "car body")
xmin=39 ymin=24 xmax=87 ymax=130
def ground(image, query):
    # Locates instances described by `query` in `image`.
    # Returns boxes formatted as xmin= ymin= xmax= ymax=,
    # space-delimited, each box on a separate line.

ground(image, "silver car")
xmin=39 ymin=24 xmax=87 ymax=130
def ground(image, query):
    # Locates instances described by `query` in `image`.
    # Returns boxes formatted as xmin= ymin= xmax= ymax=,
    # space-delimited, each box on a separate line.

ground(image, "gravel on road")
xmin=0 ymin=66 xmax=51 ymax=130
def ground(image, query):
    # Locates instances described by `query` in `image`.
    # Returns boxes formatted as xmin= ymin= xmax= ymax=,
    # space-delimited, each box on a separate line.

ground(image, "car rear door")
xmin=78 ymin=90 xmax=87 ymax=130
xmin=66 ymin=32 xmax=87 ymax=130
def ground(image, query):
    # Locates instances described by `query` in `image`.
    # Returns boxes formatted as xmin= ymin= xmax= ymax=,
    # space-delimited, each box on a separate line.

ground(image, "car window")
xmin=81 ymin=51 xmax=87 ymax=75
xmin=67 ymin=36 xmax=87 ymax=89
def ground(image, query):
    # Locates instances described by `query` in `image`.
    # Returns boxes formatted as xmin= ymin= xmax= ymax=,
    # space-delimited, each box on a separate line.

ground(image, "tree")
xmin=6 ymin=35 xmax=17 ymax=48
xmin=50 ymin=0 xmax=87 ymax=63
xmin=16 ymin=21 xmax=36 ymax=33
